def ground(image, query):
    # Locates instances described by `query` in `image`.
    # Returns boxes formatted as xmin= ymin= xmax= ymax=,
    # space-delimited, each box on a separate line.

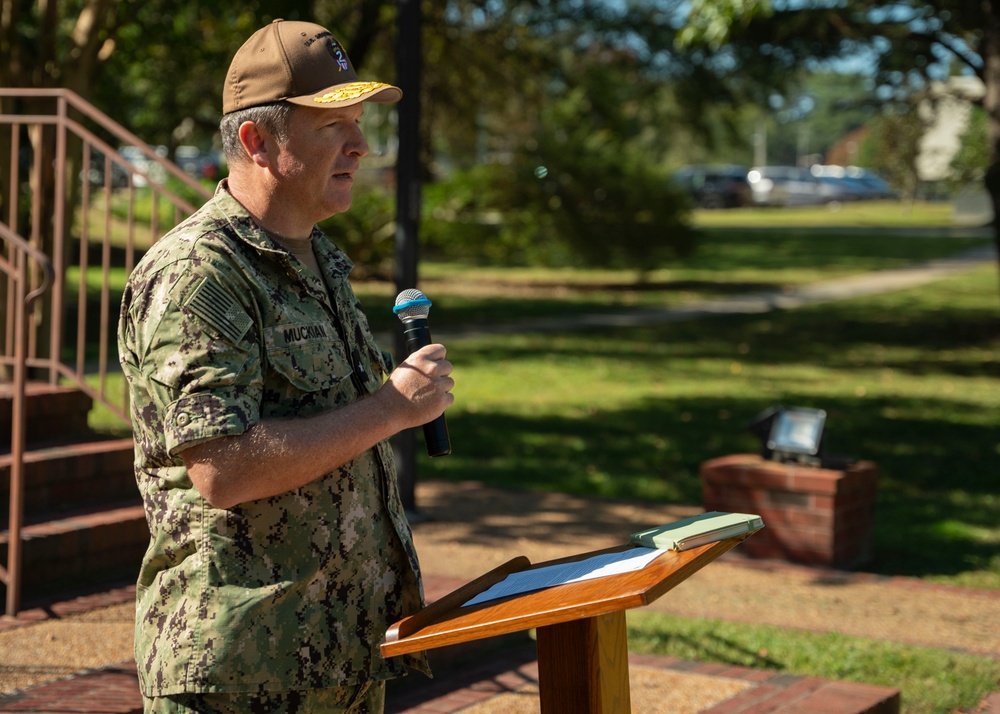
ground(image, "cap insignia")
xmin=313 ymin=82 xmax=390 ymax=103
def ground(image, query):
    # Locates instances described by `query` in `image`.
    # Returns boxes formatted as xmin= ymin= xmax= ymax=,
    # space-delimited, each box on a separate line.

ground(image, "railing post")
xmin=6 ymin=251 xmax=28 ymax=617
xmin=50 ymin=94 xmax=67 ymax=385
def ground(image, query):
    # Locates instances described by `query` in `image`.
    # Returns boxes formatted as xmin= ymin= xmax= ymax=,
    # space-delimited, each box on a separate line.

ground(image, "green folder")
xmin=630 ymin=511 xmax=764 ymax=551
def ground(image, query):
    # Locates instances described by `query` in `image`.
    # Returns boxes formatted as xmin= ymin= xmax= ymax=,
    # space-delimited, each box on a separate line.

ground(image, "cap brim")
xmin=288 ymin=81 xmax=402 ymax=108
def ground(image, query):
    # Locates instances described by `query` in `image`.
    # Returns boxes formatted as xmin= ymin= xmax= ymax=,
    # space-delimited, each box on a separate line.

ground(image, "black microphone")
xmin=393 ymin=289 xmax=452 ymax=457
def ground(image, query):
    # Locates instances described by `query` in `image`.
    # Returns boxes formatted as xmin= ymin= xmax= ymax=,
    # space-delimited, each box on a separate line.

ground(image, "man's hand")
xmin=378 ymin=343 xmax=454 ymax=429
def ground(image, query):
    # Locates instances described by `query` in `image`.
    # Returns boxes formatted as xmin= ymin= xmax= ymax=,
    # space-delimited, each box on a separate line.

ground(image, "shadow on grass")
xmin=428 ymin=293 xmax=999 ymax=582
xmin=430 ymin=395 xmax=998 ymax=581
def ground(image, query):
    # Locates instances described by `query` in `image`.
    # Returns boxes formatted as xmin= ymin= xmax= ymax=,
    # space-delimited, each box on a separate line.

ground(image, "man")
xmin=117 ymin=19 xmax=452 ymax=713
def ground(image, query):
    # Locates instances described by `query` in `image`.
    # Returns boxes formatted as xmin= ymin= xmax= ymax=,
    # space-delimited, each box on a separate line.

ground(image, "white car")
xmin=747 ymin=166 xmax=839 ymax=207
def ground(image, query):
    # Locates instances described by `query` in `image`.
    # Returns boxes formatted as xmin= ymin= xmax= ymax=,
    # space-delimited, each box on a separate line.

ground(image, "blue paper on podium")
xmin=464 ymin=547 xmax=663 ymax=607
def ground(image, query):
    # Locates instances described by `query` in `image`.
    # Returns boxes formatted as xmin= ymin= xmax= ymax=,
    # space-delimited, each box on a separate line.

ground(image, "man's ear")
xmin=238 ymin=121 xmax=271 ymax=168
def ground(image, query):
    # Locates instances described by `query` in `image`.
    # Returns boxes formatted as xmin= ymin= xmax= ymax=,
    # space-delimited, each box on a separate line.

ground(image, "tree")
xmin=860 ymin=105 xmax=926 ymax=200
xmin=686 ymin=0 xmax=1000 ymax=293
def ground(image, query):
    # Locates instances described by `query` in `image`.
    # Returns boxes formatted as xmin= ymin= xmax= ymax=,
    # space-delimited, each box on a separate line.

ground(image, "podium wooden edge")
xmin=384 ymin=555 xmax=532 ymax=646
xmin=642 ymin=529 xmax=756 ymax=605
xmin=381 ymin=530 xmax=762 ymax=659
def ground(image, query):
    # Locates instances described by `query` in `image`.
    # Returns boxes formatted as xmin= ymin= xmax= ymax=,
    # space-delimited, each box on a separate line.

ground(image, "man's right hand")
xmin=380 ymin=343 xmax=454 ymax=429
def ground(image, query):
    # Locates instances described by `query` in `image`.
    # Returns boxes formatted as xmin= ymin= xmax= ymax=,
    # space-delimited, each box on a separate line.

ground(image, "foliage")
xmin=318 ymin=181 xmax=397 ymax=279
xmin=859 ymin=105 xmax=926 ymax=200
xmin=950 ymin=105 xmax=989 ymax=189
xmin=422 ymin=164 xmax=557 ymax=266
xmin=678 ymin=0 xmax=773 ymax=50
xmin=423 ymin=12 xmax=700 ymax=275
xmin=515 ymin=94 xmax=696 ymax=274
xmin=421 ymin=125 xmax=695 ymax=274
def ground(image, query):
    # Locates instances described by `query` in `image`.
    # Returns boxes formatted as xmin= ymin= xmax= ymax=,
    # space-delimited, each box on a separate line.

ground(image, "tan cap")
xmin=222 ymin=19 xmax=402 ymax=114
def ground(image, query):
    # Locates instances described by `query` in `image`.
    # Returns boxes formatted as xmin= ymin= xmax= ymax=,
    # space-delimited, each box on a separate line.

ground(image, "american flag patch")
xmin=183 ymin=278 xmax=252 ymax=344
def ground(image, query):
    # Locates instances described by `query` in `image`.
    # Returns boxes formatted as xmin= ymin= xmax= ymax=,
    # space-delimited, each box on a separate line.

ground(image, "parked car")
xmin=175 ymin=145 xmax=222 ymax=180
xmin=810 ymin=165 xmax=898 ymax=201
xmin=672 ymin=165 xmax=752 ymax=209
xmin=84 ymin=149 xmax=130 ymax=188
xmin=119 ymin=145 xmax=168 ymax=187
xmin=846 ymin=168 xmax=898 ymax=200
xmin=810 ymin=167 xmax=871 ymax=201
xmin=747 ymin=166 xmax=838 ymax=207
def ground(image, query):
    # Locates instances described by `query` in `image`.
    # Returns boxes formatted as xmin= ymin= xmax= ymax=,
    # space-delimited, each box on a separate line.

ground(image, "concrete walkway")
xmin=434 ymin=244 xmax=996 ymax=339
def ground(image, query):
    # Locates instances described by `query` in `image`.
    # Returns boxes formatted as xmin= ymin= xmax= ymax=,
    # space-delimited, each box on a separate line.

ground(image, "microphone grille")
xmin=394 ymin=288 xmax=432 ymax=320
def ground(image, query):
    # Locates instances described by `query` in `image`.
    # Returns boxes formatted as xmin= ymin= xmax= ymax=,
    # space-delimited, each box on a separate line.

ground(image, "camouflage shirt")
xmin=117 ymin=182 xmax=428 ymax=696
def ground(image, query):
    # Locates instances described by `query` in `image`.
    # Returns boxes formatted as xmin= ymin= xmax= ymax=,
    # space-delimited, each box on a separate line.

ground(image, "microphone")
xmin=393 ymin=289 xmax=452 ymax=457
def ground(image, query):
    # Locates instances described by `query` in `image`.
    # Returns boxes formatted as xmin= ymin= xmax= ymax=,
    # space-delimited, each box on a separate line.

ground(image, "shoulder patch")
xmin=182 ymin=277 xmax=253 ymax=344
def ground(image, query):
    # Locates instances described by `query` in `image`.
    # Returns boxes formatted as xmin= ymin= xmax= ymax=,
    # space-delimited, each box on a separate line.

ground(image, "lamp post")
xmin=394 ymin=0 xmax=422 ymax=513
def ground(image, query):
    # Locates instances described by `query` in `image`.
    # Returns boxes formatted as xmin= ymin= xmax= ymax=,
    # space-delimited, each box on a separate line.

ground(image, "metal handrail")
xmin=0 ymin=87 xmax=212 ymax=615
xmin=0 ymin=221 xmax=55 ymax=616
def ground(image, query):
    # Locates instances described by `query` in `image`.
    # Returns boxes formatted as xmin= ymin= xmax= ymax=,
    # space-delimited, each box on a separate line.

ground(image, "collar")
xmin=209 ymin=180 xmax=356 ymax=279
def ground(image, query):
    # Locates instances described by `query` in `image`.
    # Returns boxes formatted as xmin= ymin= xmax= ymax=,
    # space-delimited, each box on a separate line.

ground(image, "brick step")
xmin=0 ymin=501 xmax=147 ymax=598
xmin=701 ymin=672 xmax=900 ymax=713
xmin=0 ymin=437 xmax=136 ymax=515
xmin=0 ymin=383 xmax=94 ymax=447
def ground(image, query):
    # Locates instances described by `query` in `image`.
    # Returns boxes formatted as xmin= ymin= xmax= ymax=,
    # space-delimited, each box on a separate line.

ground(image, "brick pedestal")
xmin=700 ymin=454 xmax=878 ymax=568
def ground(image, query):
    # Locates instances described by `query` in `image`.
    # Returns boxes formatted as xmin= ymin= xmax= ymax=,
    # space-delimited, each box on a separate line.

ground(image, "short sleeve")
xmin=125 ymin=259 xmax=263 ymax=455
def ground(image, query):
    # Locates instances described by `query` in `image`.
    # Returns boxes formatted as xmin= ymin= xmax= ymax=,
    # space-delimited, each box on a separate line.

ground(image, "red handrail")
xmin=0 ymin=87 xmax=212 ymax=615
xmin=0 ymin=221 xmax=54 ymax=616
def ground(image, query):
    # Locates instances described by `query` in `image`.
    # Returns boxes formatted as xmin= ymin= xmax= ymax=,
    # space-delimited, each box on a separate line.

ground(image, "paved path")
xmin=434 ymin=244 xmax=997 ymax=339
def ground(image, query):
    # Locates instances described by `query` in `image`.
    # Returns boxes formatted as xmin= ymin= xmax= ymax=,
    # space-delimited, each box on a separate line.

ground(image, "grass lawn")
xmin=394 ymin=262 xmax=999 ymax=590
xmin=689 ymin=201 xmax=958 ymax=228
xmin=82 ymin=212 xmax=998 ymax=714
xmin=626 ymin=612 xmax=1000 ymax=714
xmin=91 ymin=224 xmax=999 ymax=589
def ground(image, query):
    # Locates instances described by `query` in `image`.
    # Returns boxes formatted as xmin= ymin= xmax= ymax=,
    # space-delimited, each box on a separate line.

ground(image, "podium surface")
xmin=383 ymin=532 xmax=758 ymax=713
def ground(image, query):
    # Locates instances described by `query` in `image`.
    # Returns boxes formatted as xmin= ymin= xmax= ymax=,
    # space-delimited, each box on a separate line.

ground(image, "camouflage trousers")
xmin=144 ymin=680 xmax=385 ymax=713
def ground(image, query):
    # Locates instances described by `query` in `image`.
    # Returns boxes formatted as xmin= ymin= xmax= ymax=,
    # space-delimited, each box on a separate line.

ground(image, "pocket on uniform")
xmin=264 ymin=323 xmax=352 ymax=393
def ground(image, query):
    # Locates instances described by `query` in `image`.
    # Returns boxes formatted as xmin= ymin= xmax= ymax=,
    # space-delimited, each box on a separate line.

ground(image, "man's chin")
xmin=323 ymin=192 xmax=353 ymax=218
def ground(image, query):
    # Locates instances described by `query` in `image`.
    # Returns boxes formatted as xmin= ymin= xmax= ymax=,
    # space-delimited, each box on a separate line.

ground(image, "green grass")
xmin=626 ymin=612 xmax=1000 ymax=714
xmin=355 ymin=228 xmax=992 ymax=335
xmin=412 ymin=263 xmax=999 ymax=589
xmin=690 ymin=200 xmax=959 ymax=228
xmin=82 ymin=220 xmax=1000 ymax=590
xmin=80 ymin=214 xmax=999 ymax=712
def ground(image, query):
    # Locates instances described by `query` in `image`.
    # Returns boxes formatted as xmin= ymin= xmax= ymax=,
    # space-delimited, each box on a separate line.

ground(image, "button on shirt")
xmin=118 ymin=182 xmax=427 ymax=696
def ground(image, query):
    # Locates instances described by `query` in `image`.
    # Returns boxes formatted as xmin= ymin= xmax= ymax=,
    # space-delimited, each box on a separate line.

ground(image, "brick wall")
xmin=700 ymin=454 xmax=878 ymax=568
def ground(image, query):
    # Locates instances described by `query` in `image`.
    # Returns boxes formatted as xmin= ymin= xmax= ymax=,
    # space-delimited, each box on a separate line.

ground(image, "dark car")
xmin=673 ymin=165 xmax=752 ymax=209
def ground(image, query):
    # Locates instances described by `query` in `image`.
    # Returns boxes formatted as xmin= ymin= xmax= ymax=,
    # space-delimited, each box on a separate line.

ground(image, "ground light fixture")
xmin=747 ymin=405 xmax=827 ymax=465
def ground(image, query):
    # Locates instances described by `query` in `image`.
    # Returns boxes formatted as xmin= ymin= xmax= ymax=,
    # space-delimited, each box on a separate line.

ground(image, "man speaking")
xmin=118 ymin=19 xmax=453 ymax=713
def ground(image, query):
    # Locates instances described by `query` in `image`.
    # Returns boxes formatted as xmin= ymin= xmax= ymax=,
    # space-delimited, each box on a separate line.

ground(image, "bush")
xmin=421 ymin=149 xmax=695 ymax=275
xmin=318 ymin=183 xmax=397 ymax=279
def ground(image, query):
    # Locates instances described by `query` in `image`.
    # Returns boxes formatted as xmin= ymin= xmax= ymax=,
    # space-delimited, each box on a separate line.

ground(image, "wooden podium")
xmin=382 ymin=531 xmax=759 ymax=713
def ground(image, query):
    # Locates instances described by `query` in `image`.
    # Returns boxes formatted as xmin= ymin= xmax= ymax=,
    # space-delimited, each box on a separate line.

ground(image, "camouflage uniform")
xmin=118 ymin=181 xmax=428 ymax=697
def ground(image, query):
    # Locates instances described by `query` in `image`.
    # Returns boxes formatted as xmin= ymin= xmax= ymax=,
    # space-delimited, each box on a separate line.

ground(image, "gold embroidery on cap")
xmin=313 ymin=82 xmax=390 ymax=103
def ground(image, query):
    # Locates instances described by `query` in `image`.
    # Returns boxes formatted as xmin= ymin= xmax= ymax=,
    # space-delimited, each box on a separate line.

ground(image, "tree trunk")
xmin=984 ymin=0 xmax=1000 ymax=298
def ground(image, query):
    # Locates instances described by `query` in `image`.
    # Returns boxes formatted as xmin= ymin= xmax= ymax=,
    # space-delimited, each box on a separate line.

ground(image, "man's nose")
xmin=347 ymin=126 xmax=369 ymax=157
